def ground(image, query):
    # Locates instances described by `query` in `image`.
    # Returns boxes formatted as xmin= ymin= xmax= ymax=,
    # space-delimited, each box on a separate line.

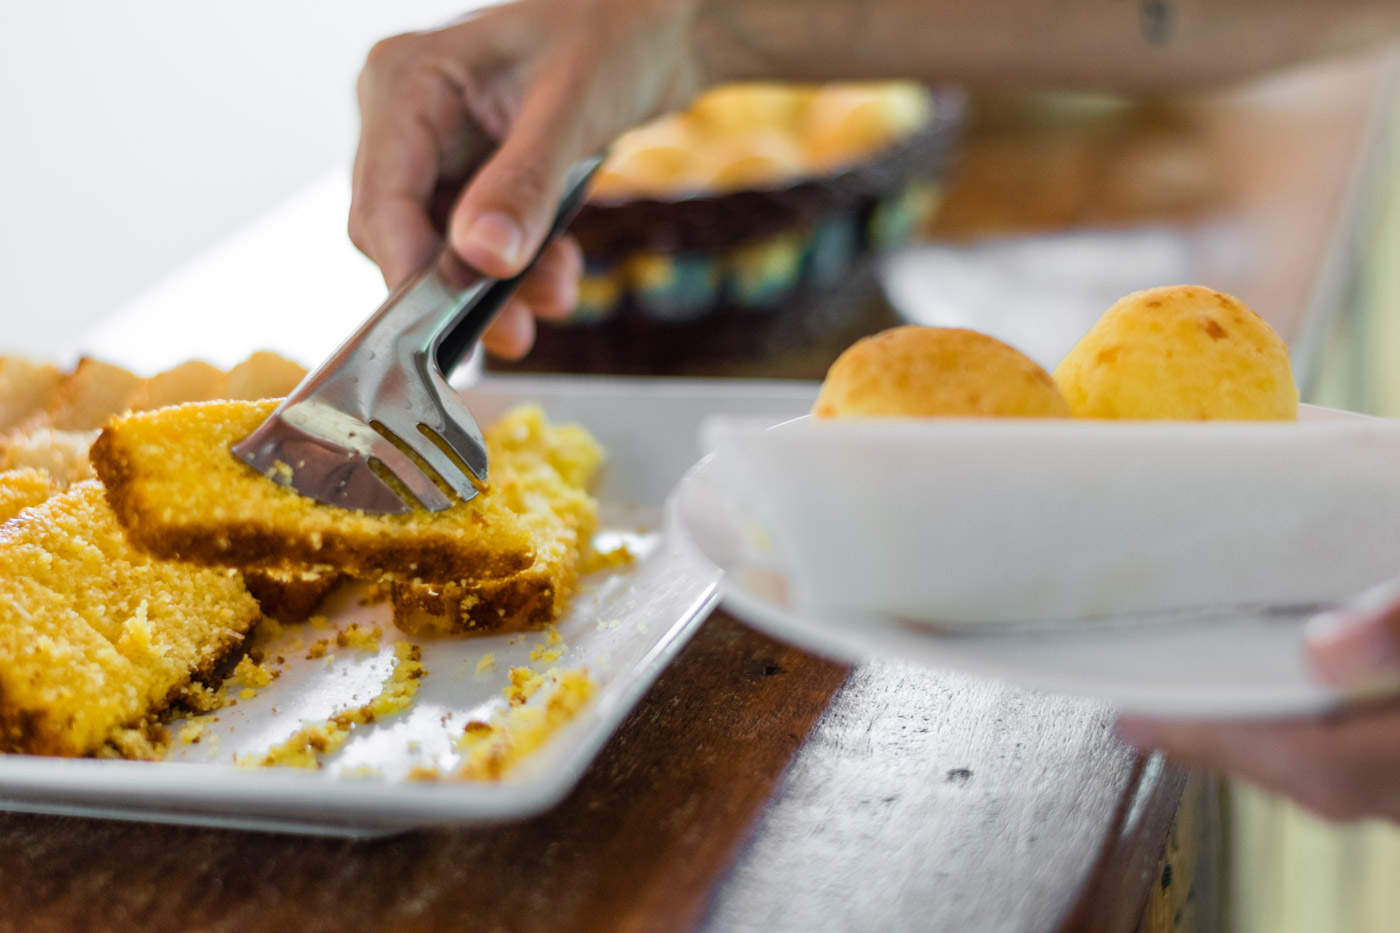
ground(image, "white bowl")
xmin=699 ymin=405 xmax=1400 ymax=627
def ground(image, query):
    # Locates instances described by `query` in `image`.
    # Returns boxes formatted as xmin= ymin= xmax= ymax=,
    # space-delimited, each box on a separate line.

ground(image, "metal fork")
xmin=232 ymin=157 xmax=602 ymax=515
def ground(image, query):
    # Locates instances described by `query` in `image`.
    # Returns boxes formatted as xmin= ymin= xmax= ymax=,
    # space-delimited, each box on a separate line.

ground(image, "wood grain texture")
xmin=700 ymin=662 xmax=1158 ymax=933
xmin=0 ymin=613 xmax=849 ymax=933
xmin=1138 ymin=774 xmax=1220 ymax=933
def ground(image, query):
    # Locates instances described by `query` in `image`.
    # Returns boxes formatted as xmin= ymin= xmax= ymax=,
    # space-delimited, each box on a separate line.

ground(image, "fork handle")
xmin=432 ymin=156 xmax=604 ymax=373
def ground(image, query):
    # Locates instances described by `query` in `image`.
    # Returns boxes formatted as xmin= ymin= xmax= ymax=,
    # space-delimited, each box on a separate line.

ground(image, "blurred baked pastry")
xmin=0 ymin=428 xmax=98 ymax=485
xmin=0 ymin=358 xmax=62 ymax=432
xmin=592 ymin=81 xmax=934 ymax=201
xmin=814 ymin=325 xmax=1072 ymax=419
xmin=1053 ymin=284 xmax=1298 ymax=420
xmin=803 ymin=82 xmax=933 ymax=173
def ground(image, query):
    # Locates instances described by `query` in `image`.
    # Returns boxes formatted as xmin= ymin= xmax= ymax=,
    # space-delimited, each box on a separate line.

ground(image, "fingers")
xmin=514 ymin=236 xmax=582 ymax=320
xmin=1306 ymin=578 xmax=1400 ymax=695
xmin=448 ymin=56 xmax=595 ymax=279
xmin=1116 ymin=704 xmax=1400 ymax=822
xmin=350 ymin=33 xmax=471 ymax=288
xmin=477 ymin=238 xmax=583 ymax=358
xmin=480 ymin=298 xmax=536 ymax=360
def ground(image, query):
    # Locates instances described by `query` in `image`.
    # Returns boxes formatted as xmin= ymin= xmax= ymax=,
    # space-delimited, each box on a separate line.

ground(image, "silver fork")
xmin=232 ymin=157 xmax=602 ymax=515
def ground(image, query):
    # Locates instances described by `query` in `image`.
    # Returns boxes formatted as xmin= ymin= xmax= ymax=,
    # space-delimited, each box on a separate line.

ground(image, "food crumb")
xmin=529 ymin=643 xmax=564 ymax=664
xmin=335 ymin=623 xmax=382 ymax=652
xmin=475 ymin=653 xmax=497 ymax=674
xmin=504 ymin=666 xmax=546 ymax=706
xmin=228 ymin=655 xmax=275 ymax=689
xmin=457 ymin=668 xmax=595 ymax=780
xmin=237 ymin=642 xmax=425 ymax=769
xmin=340 ymin=765 xmax=383 ymax=779
xmin=178 ymin=718 xmax=210 ymax=745
xmin=581 ymin=542 xmax=636 ymax=574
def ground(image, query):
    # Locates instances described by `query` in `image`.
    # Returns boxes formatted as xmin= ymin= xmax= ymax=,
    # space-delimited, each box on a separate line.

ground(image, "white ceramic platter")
xmin=0 ymin=375 xmax=818 ymax=836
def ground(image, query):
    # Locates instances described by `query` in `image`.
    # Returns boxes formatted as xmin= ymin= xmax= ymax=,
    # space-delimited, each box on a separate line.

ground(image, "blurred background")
xmin=1 ymin=1 xmax=463 ymax=358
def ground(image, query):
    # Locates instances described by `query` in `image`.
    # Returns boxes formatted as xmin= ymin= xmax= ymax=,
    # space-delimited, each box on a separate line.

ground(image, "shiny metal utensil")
xmin=233 ymin=157 xmax=602 ymax=515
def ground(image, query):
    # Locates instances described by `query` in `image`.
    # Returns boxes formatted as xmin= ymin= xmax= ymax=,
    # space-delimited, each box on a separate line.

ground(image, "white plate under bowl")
xmin=664 ymin=407 xmax=1395 ymax=719
xmin=0 ymin=375 xmax=819 ymax=836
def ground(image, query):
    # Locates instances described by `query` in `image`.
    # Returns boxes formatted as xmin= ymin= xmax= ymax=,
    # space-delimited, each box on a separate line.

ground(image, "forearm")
xmin=693 ymin=0 xmax=1400 ymax=93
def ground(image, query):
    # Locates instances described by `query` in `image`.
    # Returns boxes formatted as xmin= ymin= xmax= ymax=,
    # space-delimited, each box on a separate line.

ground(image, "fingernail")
xmin=461 ymin=211 xmax=523 ymax=269
xmin=1306 ymin=607 xmax=1400 ymax=695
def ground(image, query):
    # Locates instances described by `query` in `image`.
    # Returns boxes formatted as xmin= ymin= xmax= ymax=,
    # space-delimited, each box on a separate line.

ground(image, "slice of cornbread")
xmin=92 ymin=399 xmax=559 ymax=584
xmin=124 ymin=360 xmax=226 ymax=412
xmin=0 ymin=358 xmax=63 ymax=432
xmin=220 ymin=351 xmax=307 ymax=401
xmin=0 ymin=468 xmax=58 ymax=525
xmin=0 ymin=427 xmax=99 ymax=485
xmin=243 ymin=569 xmax=344 ymax=624
xmin=392 ymin=406 xmax=603 ymax=635
xmin=0 ymin=482 xmax=261 ymax=756
xmin=25 ymin=358 xmax=144 ymax=433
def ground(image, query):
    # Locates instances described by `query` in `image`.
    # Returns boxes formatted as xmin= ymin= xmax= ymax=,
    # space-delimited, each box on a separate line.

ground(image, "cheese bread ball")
xmin=803 ymin=82 xmax=932 ymax=172
xmin=813 ymin=326 xmax=1072 ymax=419
xmin=590 ymin=115 xmax=698 ymax=199
xmin=689 ymin=82 xmax=808 ymax=135
xmin=685 ymin=128 xmax=807 ymax=192
xmin=1053 ymin=285 xmax=1298 ymax=420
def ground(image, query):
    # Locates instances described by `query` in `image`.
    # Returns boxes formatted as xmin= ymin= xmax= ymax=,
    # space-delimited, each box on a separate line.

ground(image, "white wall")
xmin=0 ymin=1 xmax=468 ymax=359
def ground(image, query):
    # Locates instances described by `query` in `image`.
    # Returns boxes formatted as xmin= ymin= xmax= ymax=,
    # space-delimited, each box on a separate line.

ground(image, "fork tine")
xmin=363 ymin=427 xmax=456 ymax=512
xmin=372 ymin=411 xmax=480 ymax=505
xmin=422 ymin=370 xmax=490 ymax=482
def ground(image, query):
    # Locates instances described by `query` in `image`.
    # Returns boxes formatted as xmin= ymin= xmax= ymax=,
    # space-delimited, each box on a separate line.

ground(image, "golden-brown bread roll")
xmin=813 ymin=325 xmax=1071 ymax=419
xmin=1053 ymin=284 xmax=1298 ymax=420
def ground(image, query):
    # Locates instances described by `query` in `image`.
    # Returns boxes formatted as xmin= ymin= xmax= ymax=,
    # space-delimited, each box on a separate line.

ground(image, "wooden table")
xmin=1 ymin=51 xmax=1395 ymax=933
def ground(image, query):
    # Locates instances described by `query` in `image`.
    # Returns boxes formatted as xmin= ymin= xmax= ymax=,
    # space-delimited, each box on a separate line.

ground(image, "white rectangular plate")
xmin=0 ymin=374 xmax=817 ymax=836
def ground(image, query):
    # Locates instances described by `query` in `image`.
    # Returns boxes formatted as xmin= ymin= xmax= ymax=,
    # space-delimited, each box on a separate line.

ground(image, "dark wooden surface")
xmin=0 ymin=613 xmax=849 ymax=933
xmin=1 ymin=50 xmax=1395 ymax=933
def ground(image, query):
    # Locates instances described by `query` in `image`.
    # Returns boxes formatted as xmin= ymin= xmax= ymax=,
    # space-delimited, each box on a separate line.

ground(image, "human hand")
xmin=1115 ymin=581 xmax=1400 ymax=822
xmin=349 ymin=0 xmax=705 ymax=358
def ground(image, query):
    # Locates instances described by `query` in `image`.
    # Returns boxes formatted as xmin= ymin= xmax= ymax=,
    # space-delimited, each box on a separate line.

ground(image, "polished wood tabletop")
xmin=1 ymin=50 xmax=1395 ymax=933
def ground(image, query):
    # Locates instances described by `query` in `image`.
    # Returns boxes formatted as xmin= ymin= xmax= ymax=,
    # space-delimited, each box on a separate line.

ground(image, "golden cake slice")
xmin=90 ymin=399 xmax=587 ymax=585
xmin=242 ymin=569 xmax=344 ymax=624
xmin=0 ymin=427 xmax=100 ymax=485
xmin=23 ymin=358 xmax=144 ymax=432
xmin=392 ymin=405 xmax=603 ymax=635
xmin=0 ymin=468 xmax=58 ymax=525
xmin=0 ymin=358 xmax=63 ymax=432
xmin=124 ymin=360 xmax=226 ymax=412
xmin=219 ymin=351 xmax=307 ymax=401
xmin=0 ymin=482 xmax=261 ymax=756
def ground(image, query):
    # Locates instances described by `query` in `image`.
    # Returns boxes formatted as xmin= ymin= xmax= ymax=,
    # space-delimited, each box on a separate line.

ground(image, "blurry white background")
xmin=0 ymin=1 xmax=467 ymax=360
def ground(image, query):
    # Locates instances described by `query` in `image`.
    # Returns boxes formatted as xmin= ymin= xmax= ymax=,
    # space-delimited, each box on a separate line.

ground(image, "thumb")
xmin=448 ymin=66 xmax=594 ymax=279
xmin=1305 ymin=578 xmax=1400 ymax=695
